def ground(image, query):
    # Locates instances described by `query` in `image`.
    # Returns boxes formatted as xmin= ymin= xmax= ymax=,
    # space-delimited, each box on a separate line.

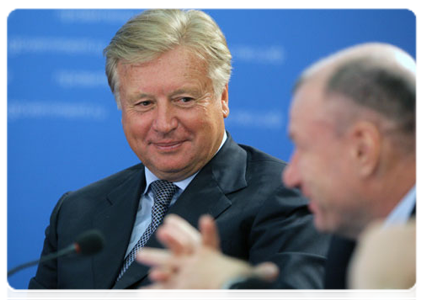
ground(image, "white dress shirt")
xmin=384 ymin=185 xmax=416 ymax=228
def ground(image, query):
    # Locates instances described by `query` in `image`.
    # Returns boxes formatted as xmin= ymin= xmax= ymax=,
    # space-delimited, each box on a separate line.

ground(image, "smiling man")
xmin=28 ymin=9 xmax=329 ymax=289
xmin=117 ymin=46 xmax=228 ymax=182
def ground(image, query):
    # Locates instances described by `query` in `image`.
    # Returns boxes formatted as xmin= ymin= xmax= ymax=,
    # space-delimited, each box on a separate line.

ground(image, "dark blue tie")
xmin=116 ymin=180 xmax=178 ymax=281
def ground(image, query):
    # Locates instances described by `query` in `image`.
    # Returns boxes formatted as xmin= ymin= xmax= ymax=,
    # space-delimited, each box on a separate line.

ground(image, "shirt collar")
xmin=384 ymin=185 xmax=416 ymax=227
xmin=144 ymin=168 xmax=197 ymax=193
xmin=143 ymin=131 xmax=227 ymax=194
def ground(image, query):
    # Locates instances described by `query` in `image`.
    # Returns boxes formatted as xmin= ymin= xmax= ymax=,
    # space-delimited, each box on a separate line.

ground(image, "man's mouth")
xmin=152 ymin=140 xmax=185 ymax=151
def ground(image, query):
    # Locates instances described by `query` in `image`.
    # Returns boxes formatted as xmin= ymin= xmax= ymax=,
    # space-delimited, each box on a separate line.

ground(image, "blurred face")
xmin=117 ymin=47 xmax=229 ymax=182
xmin=283 ymin=79 xmax=363 ymax=237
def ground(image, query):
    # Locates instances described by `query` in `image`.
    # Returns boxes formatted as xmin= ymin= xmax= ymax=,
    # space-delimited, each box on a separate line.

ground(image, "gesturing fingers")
xmin=199 ymin=214 xmax=220 ymax=249
xmin=155 ymin=214 xmax=202 ymax=255
xmin=136 ymin=247 xmax=174 ymax=267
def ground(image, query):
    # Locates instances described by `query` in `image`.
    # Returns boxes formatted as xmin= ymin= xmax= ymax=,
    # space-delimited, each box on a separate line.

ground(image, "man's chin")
xmin=308 ymin=200 xmax=319 ymax=214
xmin=312 ymin=213 xmax=332 ymax=234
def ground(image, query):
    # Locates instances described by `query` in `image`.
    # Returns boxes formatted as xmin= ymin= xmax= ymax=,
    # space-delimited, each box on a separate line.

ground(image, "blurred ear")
xmin=348 ymin=121 xmax=381 ymax=177
xmin=220 ymin=84 xmax=229 ymax=118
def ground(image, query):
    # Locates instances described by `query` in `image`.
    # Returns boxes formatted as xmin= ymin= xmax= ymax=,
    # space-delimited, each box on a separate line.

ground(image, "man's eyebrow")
xmin=127 ymin=88 xmax=203 ymax=102
xmin=128 ymin=93 xmax=153 ymax=102
xmin=169 ymin=88 xmax=202 ymax=98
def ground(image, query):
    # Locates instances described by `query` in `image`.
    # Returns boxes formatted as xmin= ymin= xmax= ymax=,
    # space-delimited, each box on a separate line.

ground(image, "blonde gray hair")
xmin=103 ymin=9 xmax=232 ymax=109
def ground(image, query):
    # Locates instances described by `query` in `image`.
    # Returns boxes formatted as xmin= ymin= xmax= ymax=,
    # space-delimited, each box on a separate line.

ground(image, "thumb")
xmin=199 ymin=214 xmax=220 ymax=249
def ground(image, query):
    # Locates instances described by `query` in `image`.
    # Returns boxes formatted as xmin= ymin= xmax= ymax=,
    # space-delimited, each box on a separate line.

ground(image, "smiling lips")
xmin=152 ymin=140 xmax=186 ymax=151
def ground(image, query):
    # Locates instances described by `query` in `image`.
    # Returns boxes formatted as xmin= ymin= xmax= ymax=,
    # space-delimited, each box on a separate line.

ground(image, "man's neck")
xmin=351 ymin=158 xmax=415 ymax=239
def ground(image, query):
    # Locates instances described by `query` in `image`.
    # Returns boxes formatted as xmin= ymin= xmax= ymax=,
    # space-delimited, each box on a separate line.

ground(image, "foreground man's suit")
xmin=29 ymin=134 xmax=329 ymax=289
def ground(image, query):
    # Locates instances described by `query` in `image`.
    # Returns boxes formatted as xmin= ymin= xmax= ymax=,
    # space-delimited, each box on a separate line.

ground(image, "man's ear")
xmin=220 ymin=84 xmax=229 ymax=118
xmin=348 ymin=121 xmax=382 ymax=177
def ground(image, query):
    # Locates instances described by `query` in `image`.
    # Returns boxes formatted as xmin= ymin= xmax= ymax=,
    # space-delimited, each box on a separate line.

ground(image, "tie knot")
xmin=150 ymin=180 xmax=178 ymax=206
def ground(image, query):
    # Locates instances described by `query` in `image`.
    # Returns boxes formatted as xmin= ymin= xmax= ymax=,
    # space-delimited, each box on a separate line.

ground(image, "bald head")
xmin=299 ymin=43 xmax=415 ymax=84
xmin=295 ymin=43 xmax=415 ymax=147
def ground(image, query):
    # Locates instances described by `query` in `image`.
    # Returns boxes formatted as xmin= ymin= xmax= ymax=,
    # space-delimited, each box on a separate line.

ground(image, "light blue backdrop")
xmin=7 ymin=9 xmax=415 ymax=289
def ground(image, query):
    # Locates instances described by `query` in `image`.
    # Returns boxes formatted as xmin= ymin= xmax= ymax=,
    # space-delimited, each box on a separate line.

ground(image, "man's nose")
xmin=282 ymin=150 xmax=301 ymax=189
xmin=152 ymin=102 xmax=178 ymax=133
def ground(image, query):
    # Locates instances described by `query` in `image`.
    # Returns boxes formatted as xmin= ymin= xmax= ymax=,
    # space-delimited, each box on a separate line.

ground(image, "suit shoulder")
xmin=65 ymin=163 xmax=144 ymax=200
xmin=234 ymin=144 xmax=289 ymax=189
xmin=240 ymin=144 xmax=287 ymax=168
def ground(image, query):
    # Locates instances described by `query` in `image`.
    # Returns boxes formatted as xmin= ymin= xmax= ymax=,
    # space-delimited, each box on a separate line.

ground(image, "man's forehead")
xmin=288 ymin=91 xmax=318 ymax=136
xmin=117 ymin=47 xmax=208 ymax=75
xmin=291 ymin=78 xmax=325 ymax=113
xmin=289 ymin=79 xmax=341 ymax=137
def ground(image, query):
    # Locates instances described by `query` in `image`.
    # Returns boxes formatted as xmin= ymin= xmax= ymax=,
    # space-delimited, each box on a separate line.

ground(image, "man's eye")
xmin=180 ymin=97 xmax=194 ymax=103
xmin=174 ymin=97 xmax=196 ymax=107
xmin=136 ymin=100 xmax=152 ymax=106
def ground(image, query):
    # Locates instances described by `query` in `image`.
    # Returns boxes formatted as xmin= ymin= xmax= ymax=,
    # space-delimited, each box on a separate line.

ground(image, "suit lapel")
xmin=169 ymin=135 xmax=248 ymax=226
xmin=92 ymin=166 xmax=146 ymax=289
xmin=114 ymin=134 xmax=248 ymax=289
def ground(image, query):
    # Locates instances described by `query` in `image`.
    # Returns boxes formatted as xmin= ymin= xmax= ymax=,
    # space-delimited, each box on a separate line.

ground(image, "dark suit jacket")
xmin=324 ymin=204 xmax=416 ymax=289
xmin=29 ymin=134 xmax=329 ymax=289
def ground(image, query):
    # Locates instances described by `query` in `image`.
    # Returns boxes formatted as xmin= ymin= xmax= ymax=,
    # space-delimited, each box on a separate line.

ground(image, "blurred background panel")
xmin=7 ymin=9 xmax=415 ymax=289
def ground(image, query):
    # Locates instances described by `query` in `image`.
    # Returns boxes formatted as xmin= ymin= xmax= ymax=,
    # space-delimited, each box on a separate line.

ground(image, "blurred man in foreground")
xmin=137 ymin=42 xmax=416 ymax=289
